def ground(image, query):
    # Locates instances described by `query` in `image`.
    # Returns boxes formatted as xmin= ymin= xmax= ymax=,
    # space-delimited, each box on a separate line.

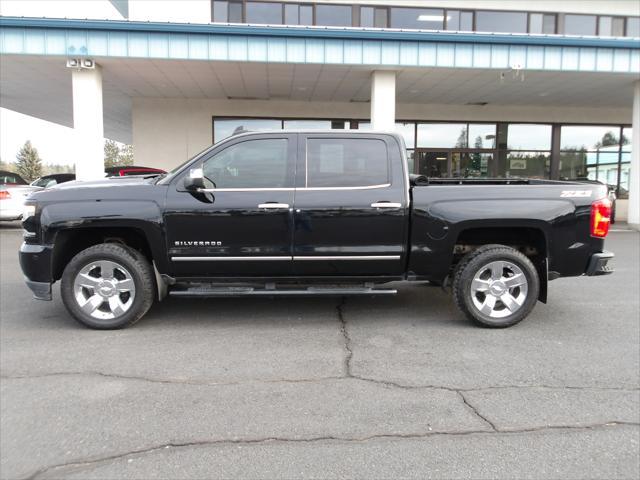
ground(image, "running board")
xmin=169 ymin=286 xmax=397 ymax=297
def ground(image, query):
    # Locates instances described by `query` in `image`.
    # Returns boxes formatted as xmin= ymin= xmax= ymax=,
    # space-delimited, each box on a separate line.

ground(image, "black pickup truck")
xmin=20 ymin=131 xmax=614 ymax=329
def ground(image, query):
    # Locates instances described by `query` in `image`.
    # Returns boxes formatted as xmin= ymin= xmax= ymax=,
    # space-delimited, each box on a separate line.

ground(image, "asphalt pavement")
xmin=1 ymin=224 xmax=638 ymax=479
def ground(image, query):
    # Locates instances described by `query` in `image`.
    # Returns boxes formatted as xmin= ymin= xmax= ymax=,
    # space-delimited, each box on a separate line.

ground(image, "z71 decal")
xmin=560 ymin=190 xmax=592 ymax=198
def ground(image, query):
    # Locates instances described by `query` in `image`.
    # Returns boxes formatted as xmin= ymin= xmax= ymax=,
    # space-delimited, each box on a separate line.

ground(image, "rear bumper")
xmin=585 ymin=251 xmax=614 ymax=276
xmin=19 ymin=242 xmax=53 ymax=300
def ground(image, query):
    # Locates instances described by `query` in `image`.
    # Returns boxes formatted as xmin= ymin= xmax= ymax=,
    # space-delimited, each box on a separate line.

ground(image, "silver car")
xmin=0 ymin=171 xmax=41 ymax=221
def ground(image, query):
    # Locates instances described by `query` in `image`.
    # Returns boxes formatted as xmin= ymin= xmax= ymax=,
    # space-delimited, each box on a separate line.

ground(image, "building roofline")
xmin=1 ymin=16 xmax=639 ymax=49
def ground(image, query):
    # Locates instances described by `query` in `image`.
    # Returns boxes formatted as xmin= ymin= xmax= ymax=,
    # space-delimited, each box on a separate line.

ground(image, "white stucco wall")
xmin=132 ymin=96 xmax=633 ymax=171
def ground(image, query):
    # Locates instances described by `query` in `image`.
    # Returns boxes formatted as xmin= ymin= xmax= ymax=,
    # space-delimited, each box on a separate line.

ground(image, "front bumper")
xmin=19 ymin=242 xmax=53 ymax=300
xmin=585 ymin=251 xmax=614 ymax=276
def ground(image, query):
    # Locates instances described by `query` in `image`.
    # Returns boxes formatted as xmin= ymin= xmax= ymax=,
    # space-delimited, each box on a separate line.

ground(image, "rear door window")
xmin=305 ymin=138 xmax=389 ymax=188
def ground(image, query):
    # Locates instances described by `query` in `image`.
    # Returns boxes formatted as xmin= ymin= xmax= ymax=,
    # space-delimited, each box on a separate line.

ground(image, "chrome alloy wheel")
xmin=73 ymin=260 xmax=135 ymax=320
xmin=470 ymin=260 xmax=528 ymax=319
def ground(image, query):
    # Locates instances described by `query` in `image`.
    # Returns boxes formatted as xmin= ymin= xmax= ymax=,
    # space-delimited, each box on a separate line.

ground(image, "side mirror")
xmin=183 ymin=166 xmax=205 ymax=191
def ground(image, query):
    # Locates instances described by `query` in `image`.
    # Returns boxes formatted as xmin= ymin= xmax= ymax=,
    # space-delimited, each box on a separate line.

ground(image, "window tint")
xmin=203 ymin=138 xmax=290 ymax=188
xmin=306 ymin=138 xmax=388 ymax=188
xmin=390 ymin=8 xmax=444 ymax=30
xmin=475 ymin=11 xmax=528 ymax=33
xmin=315 ymin=4 xmax=352 ymax=27
xmin=564 ymin=14 xmax=597 ymax=35
xmin=246 ymin=2 xmax=283 ymax=24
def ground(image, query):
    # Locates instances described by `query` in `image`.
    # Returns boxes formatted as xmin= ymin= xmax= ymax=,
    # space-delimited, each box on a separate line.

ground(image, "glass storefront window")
xmin=468 ymin=124 xmax=496 ymax=149
xmin=283 ymin=120 xmax=332 ymax=130
xmin=529 ymin=13 xmax=556 ymax=34
xmin=361 ymin=7 xmax=388 ymax=28
xmin=561 ymin=126 xmax=621 ymax=150
xmin=246 ymin=2 xmax=283 ymax=24
xmin=627 ymin=17 xmax=640 ymax=37
xmin=390 ymin=8 xmax=445 ymax=30
xmin=358 ymin=122 xmax=415 ymax=148
xmin=315 ymin=4 xmax=352 ymax=27
xmin=446 ymin=10 xmax=473 ymax=31
xmin=618 ymin=160 xmax=630 ymax=198
xmin=506 ymin=124 xmax=552 ymax=150
xmin=284 ymin=4 xmax=313 ymax=25
xmin=622 ymin=127 xmax=632 ymax=150
xmin=212 ymin=0 xmax=242 ymax=23
xmin=505 ymin=152 xmax=550 ymax=179
xmin=598 ymin=16 xmax=625 ymax=36
xmin=417 ymin=123 xmax=468 ymax=148
xmin=475 ymin=11 xmax=528 ymax=34
xmin=214 ymin=118 xmax=282 ymax=142
xmin=564 ymin=14 xmax=597 ymax=35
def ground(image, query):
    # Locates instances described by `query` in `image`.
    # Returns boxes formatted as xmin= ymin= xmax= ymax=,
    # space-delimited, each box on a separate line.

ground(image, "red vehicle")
xmin=104 ymin=166 xmax=166 ymax=177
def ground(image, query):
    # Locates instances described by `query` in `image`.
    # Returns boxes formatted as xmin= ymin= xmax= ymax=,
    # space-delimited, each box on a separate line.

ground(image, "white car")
xmin=0 ymin=171 xmax=41 ymax=221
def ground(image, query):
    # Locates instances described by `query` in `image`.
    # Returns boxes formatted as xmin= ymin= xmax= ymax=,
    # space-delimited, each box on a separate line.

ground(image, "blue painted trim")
xmin=1 ymin=16 xmax=639 ymax=49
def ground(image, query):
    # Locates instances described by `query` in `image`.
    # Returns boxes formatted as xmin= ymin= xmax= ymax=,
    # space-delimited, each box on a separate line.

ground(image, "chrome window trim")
xmin=196 ymin=184 xmax=391 ymax=192
xmin=171 ymin=255 xmax=401 ymax=261
xmin=172 ymin=256 xmax=292 ymax=261
xmin=294 ymin=255 xmax=401 ymax=261
xmin=298 ymin=184 xmax=391 ymax=191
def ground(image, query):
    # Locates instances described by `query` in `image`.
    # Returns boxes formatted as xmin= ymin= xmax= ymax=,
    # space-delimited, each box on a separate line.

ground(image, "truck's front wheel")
xmin=61 ymin=243 xmax=155 ymax=329
xmin=452 ymin=245 xmax=539 ymax=328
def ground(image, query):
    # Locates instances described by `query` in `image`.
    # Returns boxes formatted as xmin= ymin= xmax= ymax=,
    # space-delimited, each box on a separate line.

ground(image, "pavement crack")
xmin=336 ymin=297 xmax=353 ymax=377
xmin=457 ymin=390 xmax=498 ymax=431
xmin=24 ymin=423 xmax=639 ymax=480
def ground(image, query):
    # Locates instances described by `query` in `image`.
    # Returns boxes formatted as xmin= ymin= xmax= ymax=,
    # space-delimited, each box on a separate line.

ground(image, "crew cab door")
xmin=292 ymin=133 xmax=408 ymax=277
xmin=164 ymin=134 xmax=296 ymax=277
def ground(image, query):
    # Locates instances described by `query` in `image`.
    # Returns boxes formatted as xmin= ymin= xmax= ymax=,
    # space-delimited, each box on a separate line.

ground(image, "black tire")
xmin=452 ymin=244 xmax=539 ymax=328
xmin=61 ymin=243 xmax=155 ymax=329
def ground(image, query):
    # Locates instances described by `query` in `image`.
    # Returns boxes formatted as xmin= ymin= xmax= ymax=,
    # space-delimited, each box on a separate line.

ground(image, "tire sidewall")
xmin=459 ymin=249 xmax=539 ymax=328
xmin=61 ymin=246 xmax=151 ymax=329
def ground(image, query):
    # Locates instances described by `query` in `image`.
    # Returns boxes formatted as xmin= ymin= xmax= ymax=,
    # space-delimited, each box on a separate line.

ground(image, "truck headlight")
xmin=22 ymin=205 xmax=36 ymax=221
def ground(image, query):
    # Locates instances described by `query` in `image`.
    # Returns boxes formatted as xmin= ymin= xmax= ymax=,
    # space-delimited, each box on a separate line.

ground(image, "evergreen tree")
xmin=15 ymin=141 xmax=43 ymax=181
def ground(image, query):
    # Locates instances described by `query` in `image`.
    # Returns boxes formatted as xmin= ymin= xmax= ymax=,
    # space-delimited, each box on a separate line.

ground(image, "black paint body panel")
xmin=18 ymin=131 xmax=610 ymax=290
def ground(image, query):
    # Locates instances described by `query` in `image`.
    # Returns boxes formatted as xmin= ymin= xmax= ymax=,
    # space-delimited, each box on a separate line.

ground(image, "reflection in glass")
xmin=452 ymin=152 xmax=493 ymax=178
xmin=529 ymin=13 xmax=556 ymax=34
xmin=246 ymin=2 xmax=283 ymax=24
xmin=361 ymin=7 xmax=388 ymax=28
xmin=561 ymin=126 xmax=621 ymax=150
xmin=622 ymin=128 xmax=632 ymax=150
xmin=618 ymin=161 xmax=630 ymax=198
xmin=285 ymin=4 xmax=313 ymax=25
xmin=390 ymin=8 xmax=445 ymax=30
xmin=475 ymin=11 xmax=527 ymax=33
xmin=504 ymin=152 xmax=550 ymax=179
xmin=627 ymin=17 xmax=640 ymax=37
xmin=407 ymin=150 xmax=415 ymax=174
xmin=559 ymin=151 xmax=589 ymax=180
xmin=564 ymin=14 xmax=597 ymax=35
xmin=214 ymin=119 xmax=282 ymax=142
xmin=417 ymin=151 xmax=448 ymax=177
xmin=315 ymin=4 xmax=352 ymax=27
xmin=507 ymin=124 xmax=552 ymax=150
xmin=468 ymin=124 xmax=496 ymax=149
xmin=417 ymin=123 xmax=467 ymax=148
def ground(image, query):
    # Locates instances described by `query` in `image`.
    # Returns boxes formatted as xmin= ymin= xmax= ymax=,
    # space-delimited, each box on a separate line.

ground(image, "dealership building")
xmin=1 ymin=0 xmax=639 ymax=226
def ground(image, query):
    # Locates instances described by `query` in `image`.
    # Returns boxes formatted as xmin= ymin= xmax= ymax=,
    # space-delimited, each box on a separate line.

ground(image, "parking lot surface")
xmin=1 ymin=224 xmax=639 ymax=479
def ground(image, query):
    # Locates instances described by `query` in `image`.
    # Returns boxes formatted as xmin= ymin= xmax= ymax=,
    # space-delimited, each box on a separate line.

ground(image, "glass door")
xmin=416 ymin=151 xmax=450 ymax=177
xmin=451 ymin=151 xmax=494 ymax=178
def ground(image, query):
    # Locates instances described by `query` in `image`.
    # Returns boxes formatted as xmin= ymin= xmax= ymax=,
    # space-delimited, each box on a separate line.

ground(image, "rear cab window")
xmin=305 ymin=138 xmax=389 ymax=188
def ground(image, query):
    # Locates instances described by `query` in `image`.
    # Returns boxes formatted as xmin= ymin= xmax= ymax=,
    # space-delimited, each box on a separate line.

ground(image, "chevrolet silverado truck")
xmin=19 ymin=131 xmax=614 ymax=329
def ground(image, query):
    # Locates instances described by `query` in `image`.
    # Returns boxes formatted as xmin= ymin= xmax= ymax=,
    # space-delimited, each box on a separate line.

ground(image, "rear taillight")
xmin=591 ymin=198 xmax=612 ymax=238
xmin=0 ymin=190 xmax=11 ymax=200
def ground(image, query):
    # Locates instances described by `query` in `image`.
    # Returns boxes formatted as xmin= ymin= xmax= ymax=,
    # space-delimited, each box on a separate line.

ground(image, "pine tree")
xmin=15 ymin=141 xmax=43 ymax=181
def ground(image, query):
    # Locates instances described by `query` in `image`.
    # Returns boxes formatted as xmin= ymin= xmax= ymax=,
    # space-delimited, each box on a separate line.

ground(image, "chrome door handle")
xmin=371 ymin=202 xmax=402 ymax=208
xmin=258 ymin=203 xmax=290 ymax=209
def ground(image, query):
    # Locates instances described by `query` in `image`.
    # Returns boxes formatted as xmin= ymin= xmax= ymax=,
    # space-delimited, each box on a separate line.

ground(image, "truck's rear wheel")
xmin=452 ymin=245 xmax=539 ymax=328
xmin=61 ymin=243 xmax=155 ymax=329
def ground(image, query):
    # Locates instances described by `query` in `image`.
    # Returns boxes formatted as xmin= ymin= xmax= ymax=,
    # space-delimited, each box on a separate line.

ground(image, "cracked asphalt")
xmin=1 ymin=225 xmax=639 ymax=479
